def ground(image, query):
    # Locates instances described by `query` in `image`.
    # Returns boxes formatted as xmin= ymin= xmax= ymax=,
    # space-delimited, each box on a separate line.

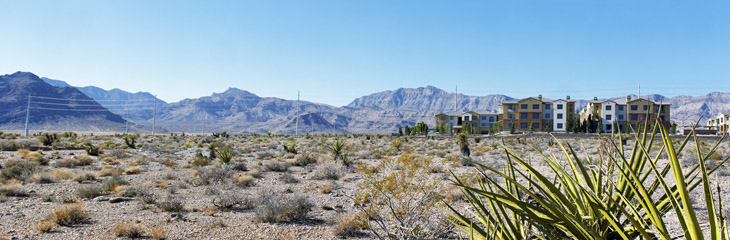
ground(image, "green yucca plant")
xmin=214 ymin=144 xmax=237 ymax=165
xmin=327 ymin=138 xmax=345 ymax=161
xmin=446 ymin=117 xmax=730 ymax=240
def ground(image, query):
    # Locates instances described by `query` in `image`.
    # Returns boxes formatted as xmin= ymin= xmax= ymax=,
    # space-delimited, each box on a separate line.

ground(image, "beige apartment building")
xmin=499 ymin=95 xmax=576 ymax=132
xmin=707 ymin=112 xmax=730 ymax=135
xmin=580 ymin=96 xmax=671 ymax=132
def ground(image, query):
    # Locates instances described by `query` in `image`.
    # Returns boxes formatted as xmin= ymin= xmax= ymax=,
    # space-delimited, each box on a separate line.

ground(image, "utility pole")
xmin=455 ymin=85 xmax=458 ymax=111
xmin=24 ymin=94 xmax=31 ymax=137
xmin=296 ymin=91 xmax=300 ymax=135
xmin=124 ymin=110 xmax=129 ymax=135
xmin=152 ymin=95 xmax=157 ymax=136
xmin=638 ymin=82 xmax=640 ymax=99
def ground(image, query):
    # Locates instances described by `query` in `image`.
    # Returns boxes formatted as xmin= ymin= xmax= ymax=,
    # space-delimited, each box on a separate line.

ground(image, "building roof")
xmin=470 ymin=110 xmax=499 ymax=115
xmin=613 ymin=96 xmax=670 ymax=105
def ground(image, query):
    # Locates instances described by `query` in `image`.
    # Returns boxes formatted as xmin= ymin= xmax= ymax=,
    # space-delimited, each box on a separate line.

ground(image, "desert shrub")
xmin=73 ymin=172 xmax=96 ymax=183
xmin=213 ymin=193 xmax=254 ymax=210
xmin=1 ymin=160 xmax=38 ymax=181
xmin=48 ymin=169 xmax=73 ymax=180
xmin=354 ymin=155 xmax=452 ymax=239
xmin=76 ymin=184 xmax=105 ymax=199
xmin=233 ymin=173 xmax=256 ymax=188
xmin=102 ymin=176 xmax=129 ymax=191
xmin=113 ymin=222 xmax=145 ymax=238
xmin=327 ymin=139 xmax=346 ymax=161
xmin=312 ymin=162 xmax=345 ymax=180
xmin=0 ymin=183 xmax=28 ymax=197
xmin=232 ymin=161 xmax=247 ymax=171
xmin=194 ymin=166 xmax=232 ymax=185
xmin=318 ymin=183 xmax=334 ymax=194
xmin=190 ymin=154 xmax=210 ymax=167
xmin=28 ymin=152 xmax=49 ymax=165
xmin=50 ymin=203 xmax=88 ymax=226
xmin=255 ymin=194 xmax=313 ymax=223
xmin=294 ymin=154 xmax=317 ymax=166
xmin=54 ymin=156 xmax=93 ymax=168
xmin=279 ymin=173 xmax=299 ymax=184
xmin=264 ymin=160 xmax=290 ymax=172
xmin=106 ymin=149 xmax=129 ymax=159
xmin=97 ymin=167 xmax=124 ymax=177
xmin=122 ymin=186 xmax=153 ymax=198
xmin=156 ymin=197 xmax=185 ymax=212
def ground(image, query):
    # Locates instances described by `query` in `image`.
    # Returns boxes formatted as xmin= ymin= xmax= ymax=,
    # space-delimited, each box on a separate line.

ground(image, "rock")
xmin=322 ymin=206 xmax=334 ymax=211
xmin=93 ymin=196 xmax=110 ymax=201
xmin=109 ymin=197 xmax=133 ymax=203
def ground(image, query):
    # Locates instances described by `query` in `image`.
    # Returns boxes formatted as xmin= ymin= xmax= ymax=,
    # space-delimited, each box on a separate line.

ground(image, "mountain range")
xmin=0 ymin=71 xmax=727 ymax=134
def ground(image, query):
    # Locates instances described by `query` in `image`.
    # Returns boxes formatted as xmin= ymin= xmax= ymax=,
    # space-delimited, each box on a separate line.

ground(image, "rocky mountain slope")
xmin=42 ymin=77 xmax=165 ymax=121
xmin=0 ymin=72 xmax=127 ymax=132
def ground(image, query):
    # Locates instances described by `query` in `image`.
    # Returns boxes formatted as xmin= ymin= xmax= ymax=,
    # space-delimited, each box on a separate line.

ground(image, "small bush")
xmin=313 ymin=163 xmax=345 ymax=180
xmin=195 ymin=166 xmax=232 ymax=186
xmin=102 ymin=176 xmax=129 ymax=191
xmin=318 ymin=183 xmax=334 ymax=194
xmin=255 ymin=194 xmax=313 ymax=223
xmin=73 ymin=172 xmax=96 ymax=183
xmin=1 ymin=160 xmax=38 ymax=181
xmin=76 ymin=184 xmax=105 ymax=199
xmin=213 ymin=193 xmax=246 ymax=210
xmin=233 ymin=173 xmax=256 ymax=188
xmin=31 ymin=173 xmax=56 ymax=184
xmin=113 ymin=222 xmax=145 ymax=238
xmin=48 ymin=169 xmax=73 ymax=180
xmin=279 ymin=173 xmax=299 ymax=184
xmin=97 ymin=167 xmax=124 ymax=177
xmin=84 ymin=145 xmax=102 ymax=156
xmin=295 ymin=154 xmax=317 ymax=166
xmin=50 ymin=203 xmax=88 ymax=226
xmin=156 ymin=197 xmax=184 ymax=212
xmin=264 ymin=161 xmax=290 ymax=172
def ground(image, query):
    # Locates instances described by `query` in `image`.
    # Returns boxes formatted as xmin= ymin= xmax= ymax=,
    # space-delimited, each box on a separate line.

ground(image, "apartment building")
xmin=434 ymin=110 xmax=500 ymax=134
xmin=498 ymin=95 xmax=576 ymax=132
xmin=580 ymin=96 xmax=671 ymax=132
xmin=707 ymin=112 xmax=730 ymax=135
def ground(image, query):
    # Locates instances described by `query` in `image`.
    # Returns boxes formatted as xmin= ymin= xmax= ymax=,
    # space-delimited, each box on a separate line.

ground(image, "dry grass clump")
xmin=194 ymin=166 xmax=232 ymax=185
xmin=53 ymin=156 xmax=93 ymax=168
xmin=73 ymin=172 xmax=97 ymax=183
xmin=97 ymin=167 xmax=123 ymax=177
xmin=124 ymin=166 xmax=144 ymax=175
xmin=35 ymin=219 xmax=56 ymax=233
xmin=333 ymin=215 xmax=363 ymax=238
xmin=312 ymin=162 xmax=345 ymax=180
xmin=48 ymin=169 xmax=73 ymax=180
xmin=318 ymin=183 xmax=334 ymax=194
xmin=0 ymin=183 xmax=28 ymax=197
xmin=148 ymin=226 xmax=167 ymax=240
xmin=294 ymin=153 xmax=317 ymax=166
xmin=50 ymin=203 xmax=88 ymax=226
xmin=279 ymin=173 xmax=299 ymax=184
xmin=31 ymin=173 xmax=56 ymax=184
xmin=113 ymin=222 xmax=145 ymax=238
xmin=1 ymin=159 xmax=38 ymax=181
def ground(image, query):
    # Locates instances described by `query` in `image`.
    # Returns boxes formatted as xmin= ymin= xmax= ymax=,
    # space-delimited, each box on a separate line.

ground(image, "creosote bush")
xmin=114 ymin=222 xmax=145 ymax=238
xmin=50 ymin=203 xmax=88 ymax=226
xmin=313 ymin=162 xmax=345 ymax=180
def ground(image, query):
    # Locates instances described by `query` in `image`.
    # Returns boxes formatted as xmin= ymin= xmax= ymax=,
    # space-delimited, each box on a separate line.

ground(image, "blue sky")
xmin=1 ymin=0 xmax=729 ymax=106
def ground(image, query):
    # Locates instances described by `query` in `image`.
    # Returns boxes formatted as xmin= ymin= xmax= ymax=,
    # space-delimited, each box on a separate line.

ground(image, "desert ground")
xmin=0 ymin=131 xmax=728 ymax=239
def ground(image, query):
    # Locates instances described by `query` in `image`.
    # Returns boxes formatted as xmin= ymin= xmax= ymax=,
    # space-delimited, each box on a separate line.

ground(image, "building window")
xmin=533 ymin=113 xmax=540 ymax=119
xmin=643 ymin=105 xmax=648 ymax=111
xmin=507 ymin=123 xmax=513 ymax=128
xmin=618 ymin=115 xmax=624 ymax=120
xmin=631 ymin=105 xmax=638 ymax=111
xmin=489 ymin=116 xmax=494 ymax=122
xmin=481 ymin=123 xmax=486 ymax=127
xmin=606 ymin=124 xmax=612 ymax=131
xmin=533 ymin=104 xmax=539 ymax=109
xmin=557 ymin=113 xmax=563 ymax=119
xmin=508 ymin=105 xmax=516 ymax=111
xmin=508 ymin=114 xmax=515 ymax=119
xmin=618 ymin=106 xmax=624 ymax=111
xmin=450 ymin=116 xmax=455 ymax=120
xmin=606 ymin=115 xmax=612 ymax=120
xmin=521 ymin=104 xmax=527 ymax=109
xmin=473 ymin=123 xmax=477 ymax=127
xmin=605 ymin=105 xmax=612 ymax=111
xmin=464 ymin=116 xmax=470 ymax=121
xmin=521 ymin=113 xmax=527 ymax=119
xmin=631 ymin=115 xmax=638 ymax=120
xmin=520 ymin=123 xmax=528 ymax=128
xmin=532 ymin=123 xmax=539 ymax=129
xmin=557 ymin=123 xmax=563 ymax=129
xmin=481 ymin=116 xmax=486 ymax=121
xmin=557 ymin=104 xmax=563 ymax=109
xmin=544 ymin=114 xmax=550 ymax=119
xmin=545 ymin=104 xmax=550 ymax=109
